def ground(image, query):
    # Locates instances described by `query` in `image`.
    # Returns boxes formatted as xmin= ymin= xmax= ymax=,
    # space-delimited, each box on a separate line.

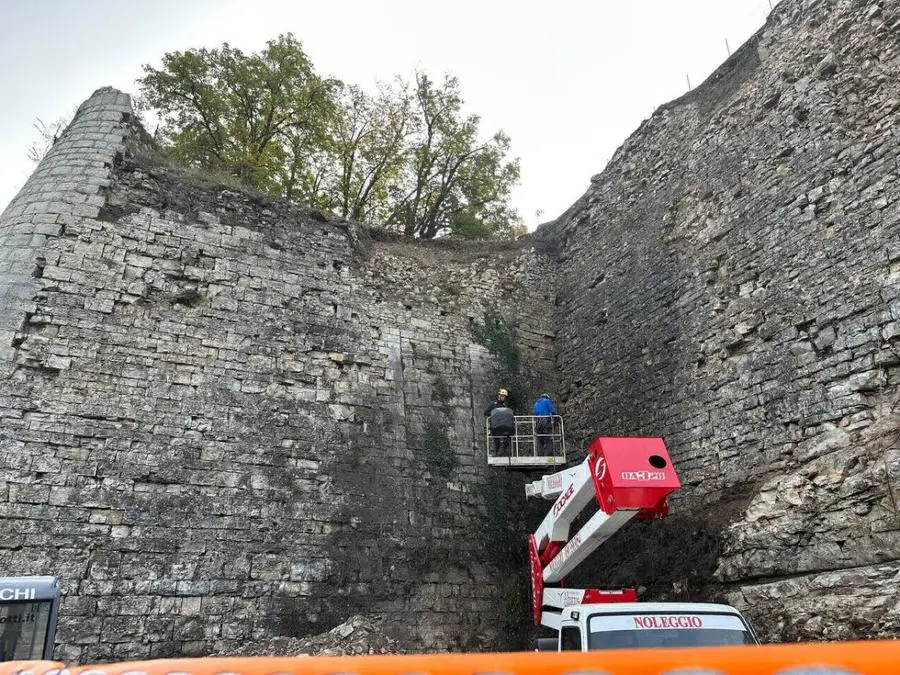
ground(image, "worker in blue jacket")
xmin=532 ymin=393 xmax=558 ymax=456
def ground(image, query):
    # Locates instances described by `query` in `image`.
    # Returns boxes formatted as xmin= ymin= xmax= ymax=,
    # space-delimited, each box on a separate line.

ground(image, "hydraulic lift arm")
xmin=525 ymin=436 xmax=681 ymax=628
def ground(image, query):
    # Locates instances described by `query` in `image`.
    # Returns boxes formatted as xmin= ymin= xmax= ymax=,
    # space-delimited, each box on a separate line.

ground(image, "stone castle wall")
xmin=0 ymin=90 xmax=557 ymax=661
xmin=544 ymin=0 xmax=900 ymax=640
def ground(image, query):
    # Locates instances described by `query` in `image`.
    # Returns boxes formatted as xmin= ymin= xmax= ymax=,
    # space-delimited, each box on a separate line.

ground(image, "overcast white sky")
xmin=0 ymin=0 xmax=779 ymax=227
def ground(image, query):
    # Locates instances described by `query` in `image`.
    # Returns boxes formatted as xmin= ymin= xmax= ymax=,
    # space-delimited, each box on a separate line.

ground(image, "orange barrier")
xmin=2 ymin=641 xmax=898 ymax=675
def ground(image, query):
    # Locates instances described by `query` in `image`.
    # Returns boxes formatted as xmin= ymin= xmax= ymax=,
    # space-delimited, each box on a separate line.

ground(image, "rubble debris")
xmin=215 ymin=615 xmax=405 ymax=657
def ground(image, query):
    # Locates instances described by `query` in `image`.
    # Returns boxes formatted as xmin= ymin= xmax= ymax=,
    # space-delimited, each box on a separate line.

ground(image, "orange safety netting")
xmin=2 ymin=641 xmax=898 ymax=675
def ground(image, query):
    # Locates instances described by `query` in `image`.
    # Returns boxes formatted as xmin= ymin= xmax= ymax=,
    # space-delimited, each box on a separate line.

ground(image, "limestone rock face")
xmin=543 ymin=0 xmax=900 ymax=641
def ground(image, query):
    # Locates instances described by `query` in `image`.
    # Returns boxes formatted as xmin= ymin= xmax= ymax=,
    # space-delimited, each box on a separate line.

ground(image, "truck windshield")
xmin=588 ymin=612 xmax=755 ymax=650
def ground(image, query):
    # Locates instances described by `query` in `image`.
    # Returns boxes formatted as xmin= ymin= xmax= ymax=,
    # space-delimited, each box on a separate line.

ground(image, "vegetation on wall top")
xmin=136 ymin=34 xmax=523 ymax=241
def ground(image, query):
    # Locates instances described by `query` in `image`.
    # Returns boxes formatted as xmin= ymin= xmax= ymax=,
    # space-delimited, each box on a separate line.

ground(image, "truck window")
xmin=0 ymin=577 xmax=60 ymax=661
xmin=588 ymin=612 xmax=756 ymax=650
xmin=0 ymin=600 xmax=53 ymax=660
xmin=560 ymin=625 xmax=582 ymax=651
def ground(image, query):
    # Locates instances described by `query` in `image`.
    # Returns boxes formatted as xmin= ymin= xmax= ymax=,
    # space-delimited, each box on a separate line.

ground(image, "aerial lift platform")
xmin=524 ymin=436 xmax=758 ymax=650
xmin=485 ymin=414 xmax=567 ymax=467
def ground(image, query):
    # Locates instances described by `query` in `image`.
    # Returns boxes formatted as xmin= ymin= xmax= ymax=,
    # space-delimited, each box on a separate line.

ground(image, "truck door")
xmin=559 ymin=624 xmax=583 ymax=651
xmin=0 ymin=577 xmax=60 ymax=661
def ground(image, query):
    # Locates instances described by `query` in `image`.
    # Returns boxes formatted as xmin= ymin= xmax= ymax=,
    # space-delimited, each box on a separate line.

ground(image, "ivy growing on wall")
xmin=471 ymin=307 xmax=530 ymax=410
xmin=476 ymin=471 xmax=543 ymax=648
xmin=471 ymin=307 xmax=520 ymax=373
xmin=477 ymin=472 xmax=526 ymax=568
xmin=432 ymin=375 xmax=453 ymax=407
xmin=471 ymin=307 xmax=556 ymax=647
xmin=418 ymin=417 xmax=458 ymax=479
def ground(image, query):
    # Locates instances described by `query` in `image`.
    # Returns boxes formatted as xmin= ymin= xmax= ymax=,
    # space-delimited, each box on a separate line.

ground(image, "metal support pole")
xmin=532 ymin=416 xmax=537 ymax=457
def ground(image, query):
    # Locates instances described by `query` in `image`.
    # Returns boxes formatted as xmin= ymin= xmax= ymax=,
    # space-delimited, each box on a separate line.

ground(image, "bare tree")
xmin=27 ymin=117 xmax=70 ymax=164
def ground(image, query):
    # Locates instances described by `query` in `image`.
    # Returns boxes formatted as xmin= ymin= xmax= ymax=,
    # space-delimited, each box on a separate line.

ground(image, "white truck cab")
xmin=549 ymin=602 xmax=758 ymax=651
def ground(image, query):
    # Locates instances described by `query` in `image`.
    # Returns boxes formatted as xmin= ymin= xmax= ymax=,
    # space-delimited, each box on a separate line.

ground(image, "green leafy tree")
xmin=139 ymin=37 xmax=521 ymax=239
xmin=386 ymin=74 xmax=521 ymax=239
xmin=327 ymin=80 xmax=413 ymax=222
xmin=277 ymin=122 xmax=334 ymax=204
xmin=139 ymin=34 xmax=336 ymax=191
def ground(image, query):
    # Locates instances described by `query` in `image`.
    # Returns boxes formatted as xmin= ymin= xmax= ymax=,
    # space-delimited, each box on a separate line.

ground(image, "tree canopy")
xmin=138 ymin=34 xmax=521 ymax=239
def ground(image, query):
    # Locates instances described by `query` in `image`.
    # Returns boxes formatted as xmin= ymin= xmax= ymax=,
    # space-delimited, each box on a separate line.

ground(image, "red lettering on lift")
xmin=552 ymin=484 xmax=575 ymax=517
xmin=633 ymin=615 xmax=704 ymax=629
xmin=547 ymin=533 xmax=582 ymax=575
xmin=620 ymin=470 xmax=666 ymax=481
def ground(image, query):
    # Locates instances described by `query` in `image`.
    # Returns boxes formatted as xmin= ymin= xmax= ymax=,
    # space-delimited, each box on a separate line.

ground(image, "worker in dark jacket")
xmin=485 ymin=388 xmax=515 ymax=456
xmin=532 ymin=393 xmax=558 ymax=456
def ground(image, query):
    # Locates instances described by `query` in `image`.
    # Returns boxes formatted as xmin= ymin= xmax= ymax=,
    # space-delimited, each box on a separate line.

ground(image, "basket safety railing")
xmin=485 ymin=415 xmax=566 ymax=467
